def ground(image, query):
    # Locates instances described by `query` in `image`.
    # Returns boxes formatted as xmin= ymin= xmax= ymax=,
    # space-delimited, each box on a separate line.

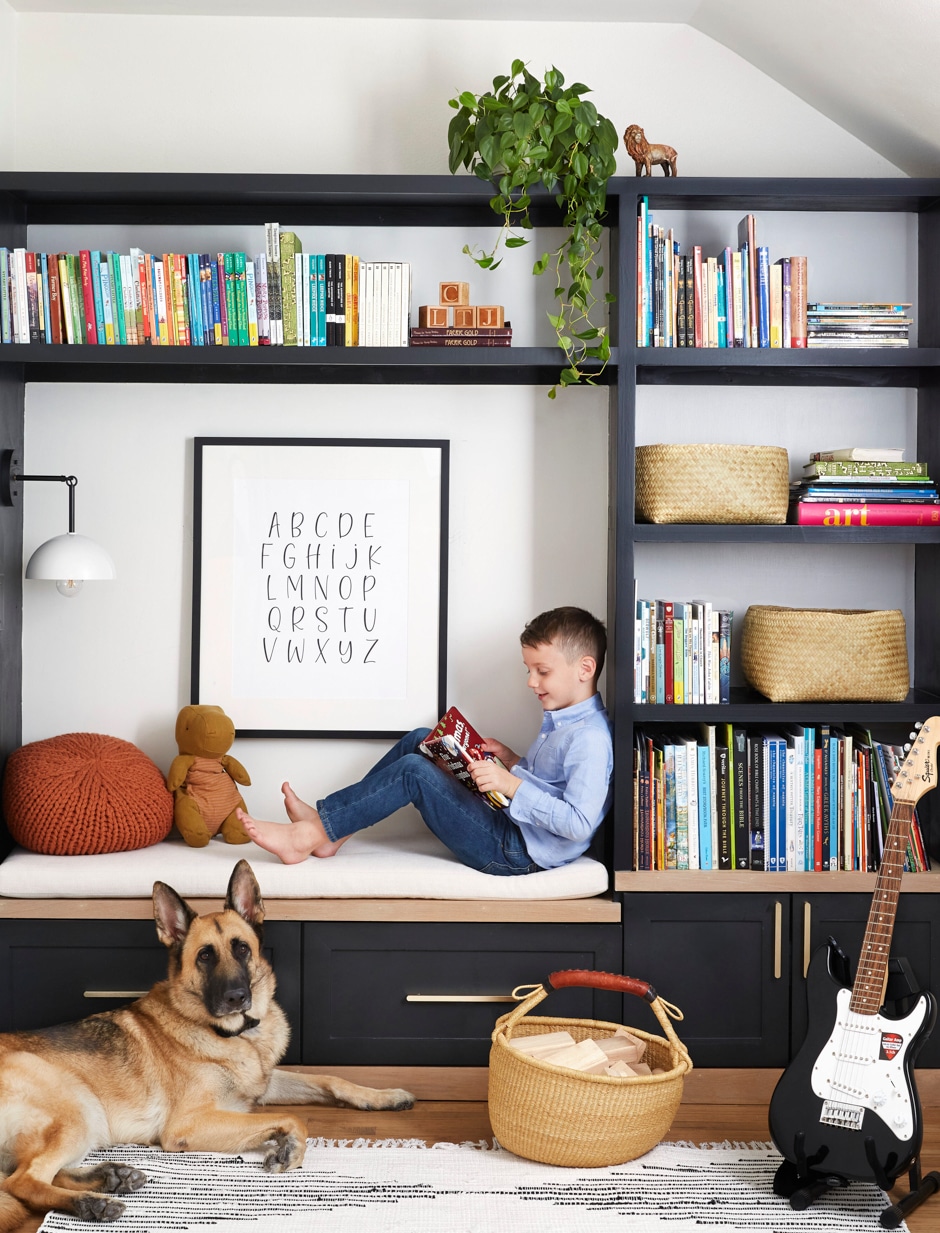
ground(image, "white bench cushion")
xmin=0 ymin=812 xmax=608 ymax=900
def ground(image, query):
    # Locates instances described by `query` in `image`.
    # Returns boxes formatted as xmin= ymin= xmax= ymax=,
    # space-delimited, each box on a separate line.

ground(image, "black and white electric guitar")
xmin=769 ymin=720 xmax=939 ymax=1184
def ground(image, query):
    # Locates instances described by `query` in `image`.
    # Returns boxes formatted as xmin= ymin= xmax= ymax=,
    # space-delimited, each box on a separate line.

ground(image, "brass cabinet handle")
xmin=83 ymin=990 xmax=148 ymax=999
xmin=405 ymin=994 xmax=516 ymax=1003
xmin=803 ymin=901 xmax=812 ymax=979
xmin=773 ymin=901 xmax=782 ymax=980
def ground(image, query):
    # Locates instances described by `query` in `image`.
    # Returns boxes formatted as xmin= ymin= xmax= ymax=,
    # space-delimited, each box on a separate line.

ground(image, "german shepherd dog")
xmin=0 ymin=860 xmax=414 ymax=1229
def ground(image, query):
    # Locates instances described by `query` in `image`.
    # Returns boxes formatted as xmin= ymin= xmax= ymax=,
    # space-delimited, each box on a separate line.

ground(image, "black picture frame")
xmin=192 ymin=436 xmax=448 ymax=738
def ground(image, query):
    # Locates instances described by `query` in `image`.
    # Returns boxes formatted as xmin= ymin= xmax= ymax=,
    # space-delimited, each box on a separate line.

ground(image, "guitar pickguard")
xmin=810 ymin=987 xmax=930 ymax=1141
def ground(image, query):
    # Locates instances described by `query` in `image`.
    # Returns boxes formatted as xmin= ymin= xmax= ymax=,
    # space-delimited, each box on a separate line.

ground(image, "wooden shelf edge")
xmin=0 ymin=894 xmax=621 ymax=923
xmin=615 ymin=867 xmax=940 ymax=893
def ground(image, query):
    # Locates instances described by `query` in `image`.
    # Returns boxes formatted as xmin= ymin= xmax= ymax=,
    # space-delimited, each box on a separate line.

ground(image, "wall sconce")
xmin=1 ymin=449 xmax=116 ymax=597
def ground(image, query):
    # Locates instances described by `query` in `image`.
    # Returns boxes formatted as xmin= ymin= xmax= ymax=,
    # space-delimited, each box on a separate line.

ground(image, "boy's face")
xmin=522 ymin=640 xmax=596 ymax=712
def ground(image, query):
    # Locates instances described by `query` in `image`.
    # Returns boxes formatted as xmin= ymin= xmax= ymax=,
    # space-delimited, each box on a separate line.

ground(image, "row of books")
xmin=807 ymin=302 xmax=912 ymax=348
xmin=633 ymin=725 xmax=930 ymax=874
xmin=0 ymin=231 xmax=412 ymax=347
xmin=636 ymin=203 xmax=808 ymax=348
xmin=634 ymin=599 xmax=732 ymax=705
xmin=789 ymin=447 xmax=940 ymax=526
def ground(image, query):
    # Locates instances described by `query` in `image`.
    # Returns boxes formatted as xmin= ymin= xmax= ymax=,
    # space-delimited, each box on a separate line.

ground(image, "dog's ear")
xmin=225 ymin=859 xmax=265 ymax=937
xmin=153 ymin=881 xmax=197 ymax=949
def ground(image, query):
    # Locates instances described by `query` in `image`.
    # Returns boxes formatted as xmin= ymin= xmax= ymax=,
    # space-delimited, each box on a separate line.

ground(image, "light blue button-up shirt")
xmin=508 ymin=693 xmax=613 ymax=869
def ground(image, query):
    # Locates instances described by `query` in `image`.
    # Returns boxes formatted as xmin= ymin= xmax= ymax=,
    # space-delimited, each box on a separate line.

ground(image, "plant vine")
xmin=447 ymin=60 xmax=618 ymax=397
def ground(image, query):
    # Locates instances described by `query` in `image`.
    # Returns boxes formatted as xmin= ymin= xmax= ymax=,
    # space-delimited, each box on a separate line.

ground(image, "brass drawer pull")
xmin=83 ymin=990 xmax=148 ymax=1000
xmin=405 ymin=994 xmax=516 ymax=1003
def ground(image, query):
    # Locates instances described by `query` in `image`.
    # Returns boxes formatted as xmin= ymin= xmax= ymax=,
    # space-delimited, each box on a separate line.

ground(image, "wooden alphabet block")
xmin=476 ymin=305 xmax=505 ymax=328
xmin=452 ymin=305 xmax=478 ymax=328
xmin=419 ymin=305 xmax=450 ymax=328
xmin=439 ymin=281 xmax=470 ymax=305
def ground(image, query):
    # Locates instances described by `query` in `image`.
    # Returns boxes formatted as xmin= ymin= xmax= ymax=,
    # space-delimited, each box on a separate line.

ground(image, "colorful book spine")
xmin=254 ymin=253 xmax=269 ymax=345
xmin=208 ymin=256 xmax=222 ymax=345
xmin=793 ymin=502 xmax=940 ymax=526
xmin=790 ymin=255 xmax=807 ymax=347
xmin=731 ymin=250 xmax=744 ymax=347
xmin=233 ymin=251 xmax=249 ymax=347
xmin=78 ymin=251 xmax=97 ymax=343
xmin=245 ymin=257 xmax=258 ymax=346
xmin=278 ymin=230 xmax=301 ymax=346
xmin=66 ymin=253 xmax=85 ymax=345
xmin=218 ymin=253 xmax=231 ymax=346
xmin=757 ymin=245 xmax=770 ymax=348
xmin=98 ymin=257 xmax=115 ymax=344
xmin=89 ymin=251 xmax=104 ymax=345
xmin=185 ymin=254 xmax=202 ymax=346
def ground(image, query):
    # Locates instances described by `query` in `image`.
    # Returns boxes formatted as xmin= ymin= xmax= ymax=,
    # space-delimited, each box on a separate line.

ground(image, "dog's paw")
xmin=94 ymin=1164 xmax=147 ymax=1194
xmin=262 ymin=1132 xmax=304 ymax=1173
xmin=381 ymin=1087 xmax=416 ymax=1111
xmin=73 ymin=1195 xmax=126 ymax=1222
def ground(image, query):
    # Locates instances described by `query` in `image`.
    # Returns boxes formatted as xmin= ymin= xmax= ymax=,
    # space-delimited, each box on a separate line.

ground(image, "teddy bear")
xmin=166 ymin=705 xmax=251 ymax=846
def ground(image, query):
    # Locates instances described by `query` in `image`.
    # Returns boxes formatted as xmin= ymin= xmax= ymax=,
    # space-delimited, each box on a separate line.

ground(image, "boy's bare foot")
xmin=236 ymin=802 xmax=347 ymax=864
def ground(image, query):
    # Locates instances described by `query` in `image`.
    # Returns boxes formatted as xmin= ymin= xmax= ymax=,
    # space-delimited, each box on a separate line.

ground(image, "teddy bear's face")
xmin=175 ymin=705 xmax=235 ymax=759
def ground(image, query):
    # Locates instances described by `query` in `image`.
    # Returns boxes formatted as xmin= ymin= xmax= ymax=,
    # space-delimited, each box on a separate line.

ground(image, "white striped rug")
xmin=37 ymin=1139 xmax=908 ymax=1232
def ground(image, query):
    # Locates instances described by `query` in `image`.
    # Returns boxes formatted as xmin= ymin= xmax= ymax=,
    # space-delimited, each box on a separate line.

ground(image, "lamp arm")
xmin=18 ymin=474 xmax=78 ymax=533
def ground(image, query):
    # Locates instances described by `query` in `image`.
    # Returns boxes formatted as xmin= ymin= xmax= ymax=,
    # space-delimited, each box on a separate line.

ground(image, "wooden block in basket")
xmin=740 ymin=605 xmax=910 ymax=702
xmin=635 ymin=443 xmax=789 ymax=524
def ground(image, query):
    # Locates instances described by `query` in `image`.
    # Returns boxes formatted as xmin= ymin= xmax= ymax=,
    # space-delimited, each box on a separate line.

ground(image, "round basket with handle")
xmin=488 ymin=969 xmax=693 ymax=1167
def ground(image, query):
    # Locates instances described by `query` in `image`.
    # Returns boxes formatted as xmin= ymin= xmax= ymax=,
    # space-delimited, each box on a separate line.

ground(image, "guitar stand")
xmin=773 ymin=956 xmax=939 ymax=1227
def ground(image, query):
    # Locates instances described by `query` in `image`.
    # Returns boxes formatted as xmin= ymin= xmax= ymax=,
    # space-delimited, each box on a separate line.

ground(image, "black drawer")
xmin=0 ymin=919 xmax=303 ymax=1064
xmin=302 ymin=921 xmax=622 ymax=1065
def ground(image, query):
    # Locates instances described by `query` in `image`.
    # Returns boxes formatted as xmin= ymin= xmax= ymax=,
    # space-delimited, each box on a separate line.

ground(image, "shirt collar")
xmin=540 ymin=692 xmax=606 ymax=730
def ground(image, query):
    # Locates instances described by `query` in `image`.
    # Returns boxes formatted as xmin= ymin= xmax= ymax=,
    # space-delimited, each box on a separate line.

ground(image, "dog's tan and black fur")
xmin=0 ymin=860 xmax=414 ymax=1228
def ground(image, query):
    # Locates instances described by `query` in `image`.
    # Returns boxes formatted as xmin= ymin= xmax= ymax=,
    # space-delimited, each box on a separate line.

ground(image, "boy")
xmin=238 ymin=606 xmax=613 ymax=875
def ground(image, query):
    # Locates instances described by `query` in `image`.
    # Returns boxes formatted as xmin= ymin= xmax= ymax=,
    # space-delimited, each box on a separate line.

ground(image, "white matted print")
xmin=192 ymin=437 xmax=448 ymax=737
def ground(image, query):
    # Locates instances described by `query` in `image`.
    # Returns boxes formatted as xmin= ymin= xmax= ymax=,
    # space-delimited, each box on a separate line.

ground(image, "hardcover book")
xmin=419 ymin=706 xmax=510 ymax=810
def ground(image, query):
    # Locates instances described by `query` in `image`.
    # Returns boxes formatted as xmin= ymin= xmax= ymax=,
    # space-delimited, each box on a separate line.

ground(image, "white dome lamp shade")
xmin=1 ymin=450 xmax=116 ymax=597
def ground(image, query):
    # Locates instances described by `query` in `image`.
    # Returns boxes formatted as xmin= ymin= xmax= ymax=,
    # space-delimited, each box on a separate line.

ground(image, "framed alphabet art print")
xmin=192 ymin=437 xmax=449 ymax=738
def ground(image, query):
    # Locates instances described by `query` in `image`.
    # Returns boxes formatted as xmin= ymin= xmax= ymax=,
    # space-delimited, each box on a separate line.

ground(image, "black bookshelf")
xmin=3 ymin=172 xmax=940 ymax=885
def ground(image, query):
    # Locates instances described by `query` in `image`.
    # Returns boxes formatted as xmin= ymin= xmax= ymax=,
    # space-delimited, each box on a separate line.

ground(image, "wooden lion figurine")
xmin=623 ymin=124 xmax=678 ymax=177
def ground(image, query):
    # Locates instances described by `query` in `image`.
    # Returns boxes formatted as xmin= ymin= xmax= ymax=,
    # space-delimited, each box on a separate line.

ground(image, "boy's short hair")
xmin=520 ymin=606 xmax=607 ymax=679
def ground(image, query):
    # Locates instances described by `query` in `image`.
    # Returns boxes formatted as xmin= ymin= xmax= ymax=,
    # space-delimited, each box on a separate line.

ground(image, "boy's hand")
xmin=480 ymin=737 xmax=519 ymax=769
xmin=468 ymin=758 xmax=520 ymax=800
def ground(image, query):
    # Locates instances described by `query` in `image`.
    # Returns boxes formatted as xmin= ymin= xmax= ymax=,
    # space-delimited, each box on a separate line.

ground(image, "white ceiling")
xmin=5 ymin=0 xmax=939 ymax=176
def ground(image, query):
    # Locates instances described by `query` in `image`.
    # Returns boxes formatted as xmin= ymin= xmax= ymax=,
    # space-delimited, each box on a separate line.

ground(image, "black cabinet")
xmin=301 ymin=921 xmax=622 ymax=1065
xmin=621 ymin=892 xmax=790 ymax=1067
xmin=622 ymin=889 xmax=940 ymax=1069
xmin=0 ymin=919 xmax=304 ymax=1063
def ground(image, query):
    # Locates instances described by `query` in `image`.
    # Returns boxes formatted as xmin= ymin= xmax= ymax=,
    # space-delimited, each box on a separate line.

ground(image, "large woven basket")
xmin=488 ymin=970 xmax=692 ymax=1168
xmin=740 ymin=605 xmax=910 ymax=702
xmin=635 ymin=443 xmax=790 ymax=524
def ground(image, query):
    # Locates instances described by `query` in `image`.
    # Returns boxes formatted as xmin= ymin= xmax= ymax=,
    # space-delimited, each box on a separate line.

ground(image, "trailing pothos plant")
xmin=447 ymin=60 xmax=619 ymax=397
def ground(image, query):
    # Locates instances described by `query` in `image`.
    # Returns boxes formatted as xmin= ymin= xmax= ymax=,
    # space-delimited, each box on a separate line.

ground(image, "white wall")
xmin=11 ymin=13 xmax=905 ymax=821
xmin=0 ymin=0 xmax=14 ymax=167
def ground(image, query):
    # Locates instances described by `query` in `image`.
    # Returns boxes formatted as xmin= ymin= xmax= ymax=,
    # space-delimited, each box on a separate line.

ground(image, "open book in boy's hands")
xmin=419 ymin=706 xmax=510 ymax=809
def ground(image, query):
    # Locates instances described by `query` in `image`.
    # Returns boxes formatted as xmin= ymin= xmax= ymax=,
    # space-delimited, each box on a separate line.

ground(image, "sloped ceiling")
xmin=6 ymin=0 xmax=939 ymax=176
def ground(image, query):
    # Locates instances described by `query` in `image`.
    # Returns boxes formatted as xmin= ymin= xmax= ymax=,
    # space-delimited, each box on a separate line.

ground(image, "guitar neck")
xmin=849 ymin=799 xmax=914 ymax=1015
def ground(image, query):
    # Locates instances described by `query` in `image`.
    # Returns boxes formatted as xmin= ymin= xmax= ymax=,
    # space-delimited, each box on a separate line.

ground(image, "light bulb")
xmin=56 ymin=578 xmax=84 ymax=598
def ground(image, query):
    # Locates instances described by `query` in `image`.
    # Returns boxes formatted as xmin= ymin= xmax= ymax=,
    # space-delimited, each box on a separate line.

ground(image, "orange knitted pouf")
xmin=2 ymin=733 xmax=174 ymax=855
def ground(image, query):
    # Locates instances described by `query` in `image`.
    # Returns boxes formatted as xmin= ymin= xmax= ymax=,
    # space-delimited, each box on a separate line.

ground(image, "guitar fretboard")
xmin=849 ymin=800 xmax=914 ymax=1015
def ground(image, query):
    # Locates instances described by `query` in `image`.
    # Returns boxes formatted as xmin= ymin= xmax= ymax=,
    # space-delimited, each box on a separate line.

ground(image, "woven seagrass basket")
xmin=635 ymin=443 xmax=789 ymax=524
xmin=488 ymin=970 xmax=692 ymax=1168
xmin=740 ymin=605 xmax=910 ymax=702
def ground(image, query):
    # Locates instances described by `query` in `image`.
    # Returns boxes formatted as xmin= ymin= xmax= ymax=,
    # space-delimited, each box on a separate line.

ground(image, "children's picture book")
xmin=419 ymin=706 xmax=510 ymax=809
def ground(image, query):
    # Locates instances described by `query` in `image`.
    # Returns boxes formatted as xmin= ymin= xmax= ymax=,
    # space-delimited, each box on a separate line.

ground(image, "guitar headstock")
xmin=892 ymin=717 xmax=940 ymax=804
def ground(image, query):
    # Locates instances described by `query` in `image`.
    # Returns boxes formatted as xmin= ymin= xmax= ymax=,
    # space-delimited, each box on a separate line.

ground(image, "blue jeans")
xmin=317 ymin=729 xmax=543 ymax=876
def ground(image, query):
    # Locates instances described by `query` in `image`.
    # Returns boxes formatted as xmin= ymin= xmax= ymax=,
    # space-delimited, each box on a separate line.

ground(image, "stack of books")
xmin=634 ymin=598 xmax=732 ymax=705
xmin=789 ymin=447 xmax=940 ymax=526
xmin=0 ymin=231 xmax=412 ymax=347
xmin=633 ymin=724 xmax=929 ymax=874
xmin=637 ymin=203 xmax=808 ymax=349
xmin=806 ymin=302 xmax=912 ymax=348
xmin=408 ymin=322 xmax=512 ymax=348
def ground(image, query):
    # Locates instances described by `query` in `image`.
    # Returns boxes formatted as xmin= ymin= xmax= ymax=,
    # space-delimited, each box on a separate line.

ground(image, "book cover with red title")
xmin=419 ymin=706 xmax=510 ymax=809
